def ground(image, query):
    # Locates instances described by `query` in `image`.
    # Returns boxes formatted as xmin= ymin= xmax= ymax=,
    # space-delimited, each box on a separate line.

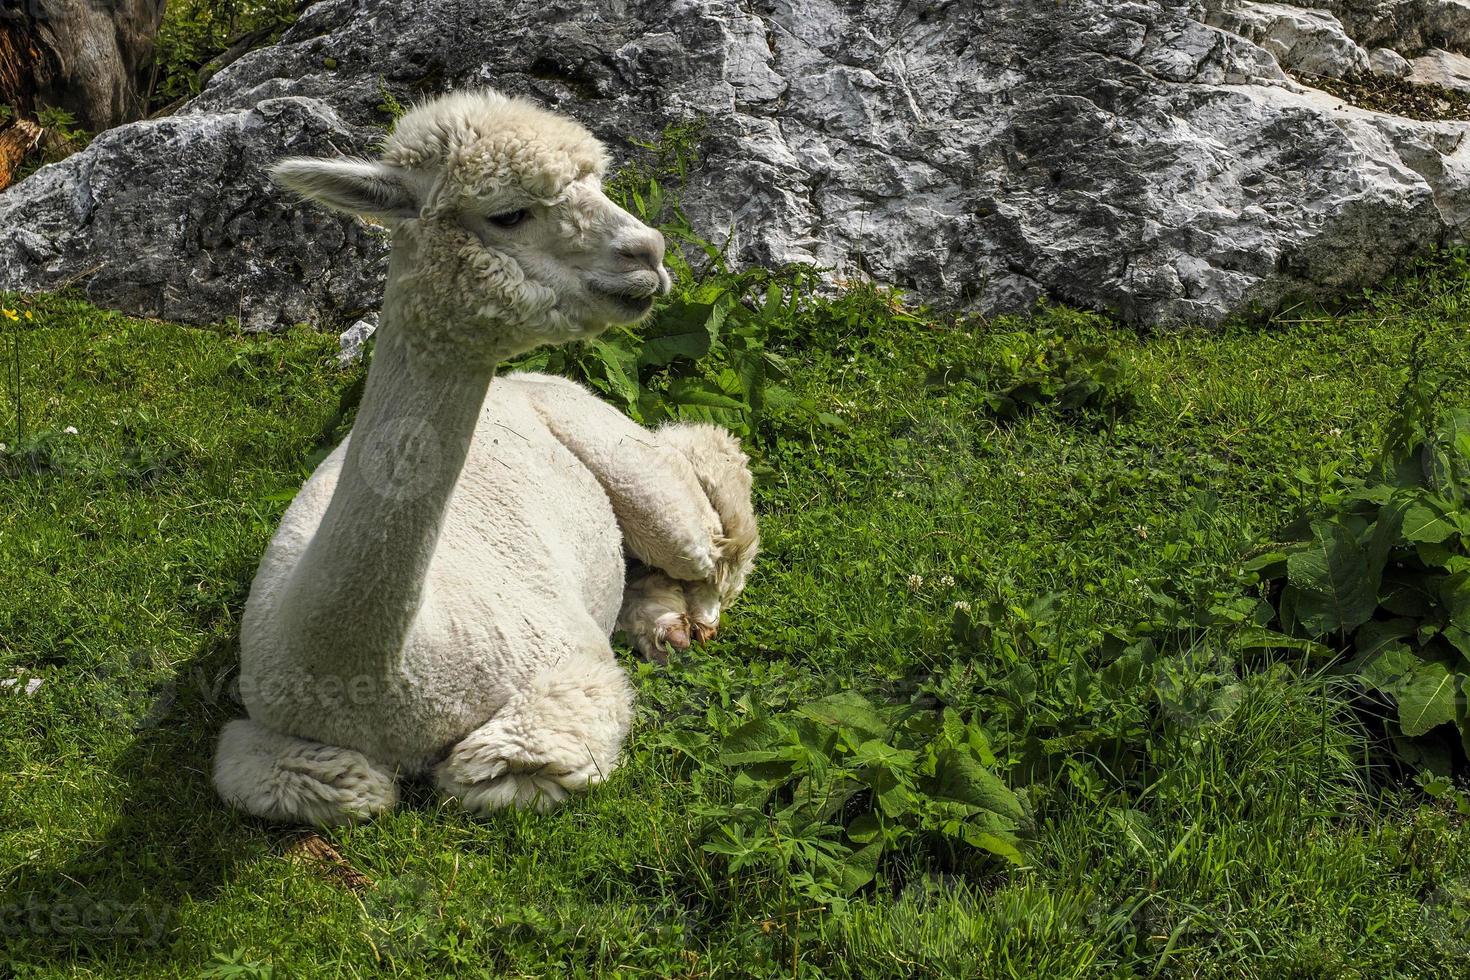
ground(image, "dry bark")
xmin=0 ymin=117 xmax=41 ymax=189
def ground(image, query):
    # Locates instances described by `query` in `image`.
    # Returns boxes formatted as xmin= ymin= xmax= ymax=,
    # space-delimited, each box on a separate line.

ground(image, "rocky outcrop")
xmin=3 ymin=0 xmax=1470 ymax=328
xmin=1206 ymin=2 xmax=1374 ymax=78
xmin=1312 ymin=0 xmax=1470 ymax=55
xmin=1409 ymin=46 xmax=1470 ymax=88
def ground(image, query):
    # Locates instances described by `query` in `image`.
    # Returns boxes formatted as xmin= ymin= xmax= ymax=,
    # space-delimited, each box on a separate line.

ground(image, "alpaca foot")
xmin=618 ymin=570 xmax=726 ymax=661
xmin=436 ymin=648 xmax=633 ymax=815
xmin=618 ymin=568 xmax=692 ymax=663
xmin=685 ymin=580 xmax=722 ymax=645
xmin=214 ymin=718 xmax=398 ymax=826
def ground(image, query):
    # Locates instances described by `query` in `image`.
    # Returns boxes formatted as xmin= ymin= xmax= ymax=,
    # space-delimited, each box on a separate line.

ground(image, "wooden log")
xmin=0 ymin=117 xmax=42 ymax=189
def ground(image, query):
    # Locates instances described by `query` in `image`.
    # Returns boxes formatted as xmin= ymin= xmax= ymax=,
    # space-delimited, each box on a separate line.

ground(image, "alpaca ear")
xmin=271 ymin=157 xmax=419 ymax=220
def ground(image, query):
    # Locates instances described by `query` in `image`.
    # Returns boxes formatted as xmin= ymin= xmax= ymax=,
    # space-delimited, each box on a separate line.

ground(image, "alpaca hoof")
xmin=689 ymin=618 xmax=718 ymax=645
xmin=648 ymin=613 xmax=693 ymax=664
xmin=661 ymin=615 xmax=692 ymax=651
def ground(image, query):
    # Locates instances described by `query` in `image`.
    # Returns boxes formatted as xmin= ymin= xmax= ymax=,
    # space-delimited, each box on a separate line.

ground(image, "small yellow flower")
xmin=23 ymin=310 xmax=32 ymax=320
xmin=1 ymin=309 xmax=17 ymax=321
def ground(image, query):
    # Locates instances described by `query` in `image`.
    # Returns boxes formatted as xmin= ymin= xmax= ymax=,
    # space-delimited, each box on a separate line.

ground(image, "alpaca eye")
xmin=487 ymin=208 xmax=530 ymax=229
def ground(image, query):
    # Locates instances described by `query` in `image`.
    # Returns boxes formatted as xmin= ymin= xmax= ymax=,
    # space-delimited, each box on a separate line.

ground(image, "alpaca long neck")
xmin=277 ymin=271 xmax=494 ymax=671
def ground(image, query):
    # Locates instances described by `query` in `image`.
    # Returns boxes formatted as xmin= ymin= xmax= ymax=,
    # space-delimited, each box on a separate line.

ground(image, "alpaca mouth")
xmin=593 ymin=285 xmax=658 ymax=315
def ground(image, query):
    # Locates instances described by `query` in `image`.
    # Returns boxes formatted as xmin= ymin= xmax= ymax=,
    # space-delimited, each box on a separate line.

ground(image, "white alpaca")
xmin=213 ymin=90 xmax=758 ymax=824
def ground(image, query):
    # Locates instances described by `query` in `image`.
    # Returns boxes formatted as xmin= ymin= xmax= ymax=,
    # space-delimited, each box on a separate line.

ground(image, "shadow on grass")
xmin=2 ymin=627 xmax=294 ymax=970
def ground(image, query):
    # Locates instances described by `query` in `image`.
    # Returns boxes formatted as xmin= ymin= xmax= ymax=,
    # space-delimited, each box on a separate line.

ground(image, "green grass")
xmin=3 ymin=275 xmax=1470 ymax=977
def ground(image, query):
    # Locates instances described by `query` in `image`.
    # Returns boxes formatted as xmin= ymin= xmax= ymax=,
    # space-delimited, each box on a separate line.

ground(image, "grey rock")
xmin=338 ymin=312 xmax=378 ymax=365
xmin=0 ymin=96 xmax=387 ymax=331
xmin=1371 ymin=46 xmax=1415 ymax=75
xmin=1205 ymin=2 xmax=1371 ymax=78
xmin=1311 ymin=0 xmax=1470 ymax=55
xmin=1410 ymin=46 xmax=1470 ymax=88
xmin=3 ymin=0 xmax=1470 ymax=328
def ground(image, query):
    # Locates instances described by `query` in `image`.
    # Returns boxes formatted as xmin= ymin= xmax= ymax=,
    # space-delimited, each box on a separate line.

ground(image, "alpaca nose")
xmin=615 ymin=228 xmax=666 ymax=274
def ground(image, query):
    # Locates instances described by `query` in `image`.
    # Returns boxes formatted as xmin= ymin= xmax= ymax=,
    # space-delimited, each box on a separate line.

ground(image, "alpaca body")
xmin=238 ymin=377 xmax=627 ymax=771
xmin=213 ymin=89 xmax=758 ymax=824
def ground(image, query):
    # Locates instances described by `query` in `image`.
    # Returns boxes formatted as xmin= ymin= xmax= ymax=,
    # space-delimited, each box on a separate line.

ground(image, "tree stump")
xmin=0 ymin=1 xmax=164 ymax=188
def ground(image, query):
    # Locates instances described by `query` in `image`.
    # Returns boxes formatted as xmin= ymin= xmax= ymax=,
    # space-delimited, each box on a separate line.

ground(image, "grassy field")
xmin=3 ymin=268 xmax=1470 ymax=977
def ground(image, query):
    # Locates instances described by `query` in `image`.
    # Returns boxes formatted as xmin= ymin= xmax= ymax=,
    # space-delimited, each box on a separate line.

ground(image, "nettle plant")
xmin=1247 ymin=392 xmax=1470 ymax=770
xmin=655 ymin=690 xmax=1027 ymax=906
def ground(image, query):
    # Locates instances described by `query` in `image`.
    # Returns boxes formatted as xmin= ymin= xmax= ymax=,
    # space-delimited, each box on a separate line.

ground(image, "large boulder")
xmin=3 ymin=0 xmax=1470 ymax=328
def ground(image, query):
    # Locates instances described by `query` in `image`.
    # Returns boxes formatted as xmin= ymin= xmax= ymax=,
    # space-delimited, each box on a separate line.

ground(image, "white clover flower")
xmin=939 ymin=574 xmax=956 ymax=588
xmin=63 ymin=426 xmax=78 ymax=435
xmin=907 ymin=573 xmax=924 ymax=592
xmin=953 ymin=600 xmax=972 ymax=613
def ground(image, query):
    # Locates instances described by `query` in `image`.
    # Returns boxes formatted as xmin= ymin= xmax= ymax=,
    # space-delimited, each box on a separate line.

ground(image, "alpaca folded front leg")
xmin=435 ymin=647 xmax=634 ymax=814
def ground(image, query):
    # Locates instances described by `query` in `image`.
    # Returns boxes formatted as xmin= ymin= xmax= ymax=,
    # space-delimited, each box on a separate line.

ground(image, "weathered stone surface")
xmin=0 ymin=97 xmax=385 ymax=330
xmin=1206 ymin=1 xmax=1372 ymax=77
xmin=1372 ymin=45 xmax=1415 ymax=76
xmin=1313 ymin=0 xmax=1470 ymax=55
xmin=4 ymin=0 xmax=1470 ymax=328
xmin=1410 ymin=46 xmax=1470 ymax=88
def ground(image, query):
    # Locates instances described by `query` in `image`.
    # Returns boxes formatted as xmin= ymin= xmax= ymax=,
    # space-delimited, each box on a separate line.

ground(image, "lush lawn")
xmin=3 ymin=275 xmax=1470 ymax=978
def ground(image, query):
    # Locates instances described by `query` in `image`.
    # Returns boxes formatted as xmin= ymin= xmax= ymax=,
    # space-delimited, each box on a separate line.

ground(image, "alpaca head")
xmin=272 ymin=89 xmax=672 ymax=358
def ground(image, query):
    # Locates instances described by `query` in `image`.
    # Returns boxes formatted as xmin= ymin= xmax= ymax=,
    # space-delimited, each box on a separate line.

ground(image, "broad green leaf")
xmin=958 ymin=826 xmax=1025 ymax=866
xmin=656 ymin=728 xmax=712 ymax=762
xmin=1403 ymin=500 xmax=1457 ymax=544
xmin=1417 ymin=541 xmax=1457 ymax=568
xmin=1355 ymin=641 xmax=1418 ymax=693
xmin=1397 ymin=661 xmax=1459 ymax=737
xmin=585 ymin=339 xmax=641 ymax=411
xmin=1354 ymin=618 xmax=1417 ymax=659
xmin=929 ymin=747 xmax=1025 ymax=822
xmin=846 ymin=812 xmax=883 ymax=845
xmin=1367 ymin=500 xmax=1407 ymax=583
xmin=636 ymin=301 xmax=719 ymax=367
xmin=850 ymin=739 xmax=918 ymax=771
xmin=665 ymin=378 xmax=748 ymax=411
xmin=1440 ymin=571 xmax=1470 ymax=630
xmin=796 ymin=692 xmax=892 ymax=742
xmin=1229 ymin=626 xmax=1323 ymax=655
xmin=866 ymin=766 xmax=916 ymax=818
xmin=1285 ymin=521 xmax=1378 ymax=635
xmin=1380 ymin=568 xmax=1436 ymax=618
xmin=1443 ymin=625 xmax=1470 ymax=661
xmin=834 ymin=841 xmax=882 ymax=895
xmin=1108 ymin=807 xmax=1158 ymax=857
xmin=718 ymin=717 xmax=786 ymax=760
xmin=1241 ymin=550 xmax=1288 ymax=581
